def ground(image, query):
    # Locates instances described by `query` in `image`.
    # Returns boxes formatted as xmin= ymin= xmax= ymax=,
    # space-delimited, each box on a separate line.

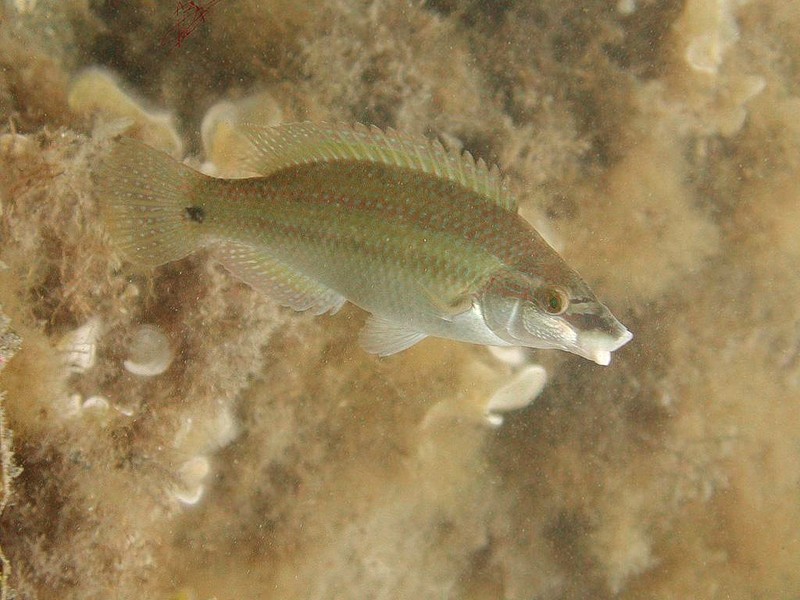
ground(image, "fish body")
xmin=96 ymin=123 xmax=632 ymax=364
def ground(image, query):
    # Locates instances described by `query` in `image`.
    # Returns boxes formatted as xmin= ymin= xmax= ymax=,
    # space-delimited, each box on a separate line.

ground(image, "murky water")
xmin=0 ymin=1 xmax=798 ymax=598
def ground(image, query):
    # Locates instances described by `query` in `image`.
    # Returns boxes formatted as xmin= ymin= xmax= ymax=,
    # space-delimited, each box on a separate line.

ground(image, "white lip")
xmin=591 ymin=349 xmax=612 ymax=366
xmin=575 ymin=327 xmax=633 ymax=366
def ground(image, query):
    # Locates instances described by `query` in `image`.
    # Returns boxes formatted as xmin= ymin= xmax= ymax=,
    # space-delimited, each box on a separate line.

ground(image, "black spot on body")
xmin=185 ymin=206 xmax=205 ymax=223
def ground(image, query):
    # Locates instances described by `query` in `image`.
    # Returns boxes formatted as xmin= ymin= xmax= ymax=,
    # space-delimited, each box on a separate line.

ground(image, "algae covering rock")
xmin=0 ymin=308 xmax=22 ymax=600
xmin=0 ymin=0 xmax=799 ymax=599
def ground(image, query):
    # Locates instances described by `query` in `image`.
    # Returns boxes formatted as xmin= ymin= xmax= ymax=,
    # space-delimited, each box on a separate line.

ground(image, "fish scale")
xmin=195 ymin=162 xmax=503 ymax=300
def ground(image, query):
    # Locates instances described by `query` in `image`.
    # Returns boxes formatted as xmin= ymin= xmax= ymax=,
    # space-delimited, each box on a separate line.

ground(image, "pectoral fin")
xmin=435 ymin=293 xmax=474 ymax=321
xmin=418 ymin=282 xmax=474 ymax=321
xmin=359 ymin=316 xmax=428 ymax=356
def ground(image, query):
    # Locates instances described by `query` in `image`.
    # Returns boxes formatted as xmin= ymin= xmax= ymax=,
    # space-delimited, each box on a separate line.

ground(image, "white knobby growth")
xmin=123 ymin=324 xmax=174 ymax=377
xmin=173 ymin=456 xmax=210 ymax=506
xmin=82 ymin=395 xmax=110 ymax=413
xmin=58 ymin=317 xmax=102 ymax=374
xmin=487 ymin=346 xmax=529 ymax=368
xmin=485 ymin=365 xmax=548 ymax=427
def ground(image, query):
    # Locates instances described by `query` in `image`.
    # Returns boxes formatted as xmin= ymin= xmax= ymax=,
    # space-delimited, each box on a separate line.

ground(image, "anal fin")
xmin=359 ymin=316 xmax=428 ymax=356
xmin=216 ymin=242 xmax=345 ymax=315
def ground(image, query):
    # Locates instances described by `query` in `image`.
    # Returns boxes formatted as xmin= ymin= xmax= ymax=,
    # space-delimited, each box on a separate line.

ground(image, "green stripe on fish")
xmin=95 ymin=122 xmax=632 ymax=364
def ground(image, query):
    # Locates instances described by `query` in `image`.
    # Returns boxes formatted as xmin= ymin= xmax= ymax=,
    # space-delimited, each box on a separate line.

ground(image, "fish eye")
xmin=537 ymin=285 xmax=569 ymax=315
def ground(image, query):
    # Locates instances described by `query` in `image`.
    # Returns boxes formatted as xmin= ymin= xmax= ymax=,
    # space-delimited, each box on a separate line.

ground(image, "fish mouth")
xmin=559 ymin=302 xmax=633 ymax=365
xmin=569 ymin=326 xmax=633 ymax=366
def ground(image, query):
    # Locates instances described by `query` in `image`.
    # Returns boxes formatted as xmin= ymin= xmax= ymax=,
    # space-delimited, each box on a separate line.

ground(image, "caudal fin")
xmin=95 ymin=137 xmax=205 ymax=267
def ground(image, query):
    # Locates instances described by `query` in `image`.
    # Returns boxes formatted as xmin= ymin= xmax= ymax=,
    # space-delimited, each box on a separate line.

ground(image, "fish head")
xmin=480 ymin=269 xmax=632 ymax=365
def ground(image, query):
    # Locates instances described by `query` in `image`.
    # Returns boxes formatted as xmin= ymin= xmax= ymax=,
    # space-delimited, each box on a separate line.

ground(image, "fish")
xmin=95 ymin=122 xmax=632 ymax=365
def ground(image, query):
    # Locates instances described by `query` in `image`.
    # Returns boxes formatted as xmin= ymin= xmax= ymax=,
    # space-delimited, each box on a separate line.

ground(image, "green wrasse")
xmin=96 ymin=123 xmax=632 ymax=364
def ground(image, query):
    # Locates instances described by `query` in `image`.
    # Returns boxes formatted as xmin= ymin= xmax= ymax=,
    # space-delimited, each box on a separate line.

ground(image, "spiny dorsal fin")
xmin=238 ymin=122 xmax=517 ymax=212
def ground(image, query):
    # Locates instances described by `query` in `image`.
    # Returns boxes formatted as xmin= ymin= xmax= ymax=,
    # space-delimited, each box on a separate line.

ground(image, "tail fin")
xmin=95 ymin=137 xmax=206 ymax=267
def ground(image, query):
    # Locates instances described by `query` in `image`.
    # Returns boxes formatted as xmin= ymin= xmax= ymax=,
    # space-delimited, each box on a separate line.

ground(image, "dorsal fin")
xmin=238 ymin=122 xmax=517 ymax=212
